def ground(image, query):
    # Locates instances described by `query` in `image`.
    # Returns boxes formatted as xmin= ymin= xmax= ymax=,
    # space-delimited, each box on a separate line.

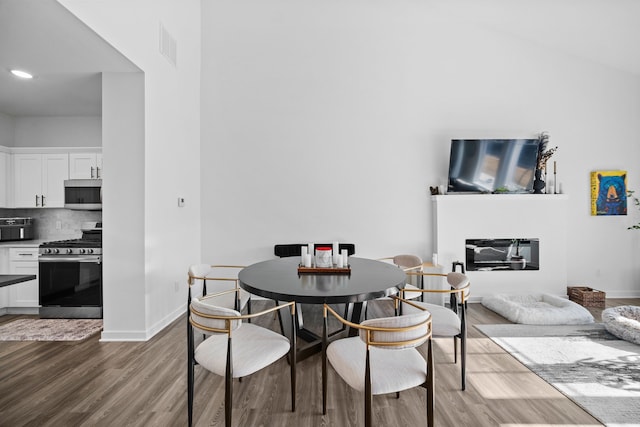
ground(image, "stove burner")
xmin=39 ymin=230 xmax=102 ymax=255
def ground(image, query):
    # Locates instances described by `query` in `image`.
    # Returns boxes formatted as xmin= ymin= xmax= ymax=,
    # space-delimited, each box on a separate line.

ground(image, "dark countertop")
xmin=0 ymin=275 xmax=37 ymax=288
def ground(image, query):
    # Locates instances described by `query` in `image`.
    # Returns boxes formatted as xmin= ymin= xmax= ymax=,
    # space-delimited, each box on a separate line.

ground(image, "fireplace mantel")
xmin=432 ymin=194 xmax=569 ymax=300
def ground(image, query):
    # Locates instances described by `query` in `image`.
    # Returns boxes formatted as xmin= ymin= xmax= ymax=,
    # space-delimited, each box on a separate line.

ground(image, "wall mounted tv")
xmin=447 ymin=139 xmax=540 ymax=194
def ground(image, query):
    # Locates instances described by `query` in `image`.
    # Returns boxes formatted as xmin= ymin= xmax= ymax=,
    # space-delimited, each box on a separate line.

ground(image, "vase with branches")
xmin=533 ymin=131 xmax=558 ymax=194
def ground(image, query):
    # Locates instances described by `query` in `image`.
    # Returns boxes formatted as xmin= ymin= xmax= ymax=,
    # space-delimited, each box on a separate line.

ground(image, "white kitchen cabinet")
xmin=8 ymin=247 xmax=39 ymax=308
xmin=69 ymin=152 xmax=102 ymax=179
xmin=14 ymin=153 xmax=69 ymax=208
xmin=0 ymin=151 xmax=8 ymax=207
xmin=0 ymin=247 xmax=8 ymax=310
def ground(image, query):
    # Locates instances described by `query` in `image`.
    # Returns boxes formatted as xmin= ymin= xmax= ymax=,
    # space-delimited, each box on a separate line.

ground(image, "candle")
xmin=341 ymin=249 xmax=348 ymax=266
xmin=308 ymin=243 xmax=314 ymax=257
xmin=333 ymin=242 xmax=340 ymax=265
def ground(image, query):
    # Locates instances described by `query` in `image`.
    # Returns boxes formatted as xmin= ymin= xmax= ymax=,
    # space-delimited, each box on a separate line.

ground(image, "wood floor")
xmin=1 ymin=298 xmax=637 ymax=426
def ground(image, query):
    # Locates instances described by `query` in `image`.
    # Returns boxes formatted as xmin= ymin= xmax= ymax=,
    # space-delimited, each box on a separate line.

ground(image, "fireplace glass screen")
xmin=465 ymin=238 xmax=539 ymax=271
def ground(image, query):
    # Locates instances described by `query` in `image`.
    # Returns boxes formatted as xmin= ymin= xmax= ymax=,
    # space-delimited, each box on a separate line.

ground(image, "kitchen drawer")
xmin=10 ymin=247 xmax=39 ymax=262
xmin=8 ymin=247 xmax=39 ymax=309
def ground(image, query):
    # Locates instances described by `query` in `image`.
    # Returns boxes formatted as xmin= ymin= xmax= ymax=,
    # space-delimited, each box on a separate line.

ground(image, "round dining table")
xmin=238 ymin=256 xmax=407 ymax=359
xmin=238 ymin=256 xmax=406 ymax=304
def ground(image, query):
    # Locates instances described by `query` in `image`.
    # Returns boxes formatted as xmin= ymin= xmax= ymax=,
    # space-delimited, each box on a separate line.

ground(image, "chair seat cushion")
xmin=482 ymin=293 xmax=594 ymax=325
xmin=195 ymin=323 xmax=290 ymax=378
xmin=327 ymin=337 xmax=427 ymax=395
xmin=406 ymin=302 xmax=461 ymax=337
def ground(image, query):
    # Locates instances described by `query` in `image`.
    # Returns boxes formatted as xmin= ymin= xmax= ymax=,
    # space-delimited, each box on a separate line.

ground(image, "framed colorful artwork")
xmin=590 ymin=170 xmax=627 ymax=216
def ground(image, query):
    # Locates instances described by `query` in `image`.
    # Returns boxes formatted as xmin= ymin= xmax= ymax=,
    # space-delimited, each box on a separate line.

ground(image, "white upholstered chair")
xmin=188 ymin=264 xmax=251 ymax=315
xmin=365 ymin=255 xmax=424 ymax=319
xmin=187 ymin=289 xmax=296 ymax=427
xmin=322 ymin=300 xmax=434 ymax=427
xmin=402 ymin=271 xmax=470 ymax=390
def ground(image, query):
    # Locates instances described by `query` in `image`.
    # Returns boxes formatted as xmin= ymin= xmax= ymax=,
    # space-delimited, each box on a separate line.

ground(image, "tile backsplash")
xmin=0 ymin=208 xmax=102 ymax=240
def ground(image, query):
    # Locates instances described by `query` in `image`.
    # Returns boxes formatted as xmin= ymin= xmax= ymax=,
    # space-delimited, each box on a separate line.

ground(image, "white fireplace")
xmin=432 ymin=194 xmax=569 ymax=301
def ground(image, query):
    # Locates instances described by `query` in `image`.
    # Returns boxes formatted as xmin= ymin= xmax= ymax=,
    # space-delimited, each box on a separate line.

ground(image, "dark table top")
xmin=238 ymin=257 xmax=406 ymax=304
xmin=0 ymin=275 xmax=37 ymax=288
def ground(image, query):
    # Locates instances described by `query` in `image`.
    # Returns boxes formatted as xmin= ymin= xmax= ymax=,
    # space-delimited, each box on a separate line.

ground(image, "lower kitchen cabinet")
xmin=8 ymin=247 xmax=39 ymax=308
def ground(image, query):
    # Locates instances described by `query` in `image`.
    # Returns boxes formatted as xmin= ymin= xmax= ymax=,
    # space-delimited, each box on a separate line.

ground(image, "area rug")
xmin=0 ymin=319 xmax=103 ymax=341
xmin=476 ymin=323 xmax=640 ymax=427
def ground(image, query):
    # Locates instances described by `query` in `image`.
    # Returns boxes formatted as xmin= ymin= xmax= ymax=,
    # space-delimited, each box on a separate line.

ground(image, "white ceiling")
xmin=0 ymin=0 xmax=139 ymax=117
xmin=0 ymin=0 xmax=639 ymax=118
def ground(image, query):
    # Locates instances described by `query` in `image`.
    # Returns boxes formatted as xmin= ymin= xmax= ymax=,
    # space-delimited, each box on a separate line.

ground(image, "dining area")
xmin=186 ymin=244 xmax=470 ymax=427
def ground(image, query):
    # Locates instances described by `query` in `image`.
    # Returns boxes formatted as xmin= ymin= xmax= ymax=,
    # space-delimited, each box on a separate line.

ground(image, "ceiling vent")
xmin=159 ymin=23 xmax=177 ymax=67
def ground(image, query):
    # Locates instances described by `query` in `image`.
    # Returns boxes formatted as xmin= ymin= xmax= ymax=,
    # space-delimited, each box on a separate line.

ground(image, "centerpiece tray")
xmin=297 ymin=265 xmax=351 ymax=275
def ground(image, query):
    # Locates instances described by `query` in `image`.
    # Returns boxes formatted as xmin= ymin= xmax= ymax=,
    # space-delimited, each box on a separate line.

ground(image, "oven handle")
xmin=39 ymin=256 xmax=102 ymax=264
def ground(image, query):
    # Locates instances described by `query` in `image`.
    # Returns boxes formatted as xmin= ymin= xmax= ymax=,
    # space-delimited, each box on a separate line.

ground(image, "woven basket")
xmin=567 ymin=286 xmax=606 ymax=308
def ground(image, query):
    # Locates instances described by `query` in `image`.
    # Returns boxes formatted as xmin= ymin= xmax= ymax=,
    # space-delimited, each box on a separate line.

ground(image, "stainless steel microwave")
xmin=64 ymin=179 xmax=102 ymax=210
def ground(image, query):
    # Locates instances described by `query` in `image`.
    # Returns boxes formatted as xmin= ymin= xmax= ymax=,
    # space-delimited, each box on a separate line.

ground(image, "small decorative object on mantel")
xmin=534 ymin=131 xmax=558 ymax=194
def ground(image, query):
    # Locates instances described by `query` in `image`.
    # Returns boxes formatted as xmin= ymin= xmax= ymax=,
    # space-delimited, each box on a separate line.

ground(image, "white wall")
xmin=200 ymin=0 xmax=640 ymax=297
xmin=60 ymin=0 xmax=202 ymax=339
xmin=0 ymin=113 xmax=15 ymax=146
xmin=13 ymin=116 xmax=101 ymax=147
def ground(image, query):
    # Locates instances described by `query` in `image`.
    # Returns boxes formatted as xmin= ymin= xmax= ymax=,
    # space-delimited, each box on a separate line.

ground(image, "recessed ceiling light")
xmin=10 ymin=69 xmax=33 ymax=79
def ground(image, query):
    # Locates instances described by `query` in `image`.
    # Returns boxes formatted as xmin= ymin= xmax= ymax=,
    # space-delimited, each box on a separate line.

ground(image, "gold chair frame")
xmin=188 ymin=288 xmax=296 ymax=427
xmin=401 ymin=271 xmax=470 ymax=390
xmin=322 ymin=298 xmax=434 ymax=427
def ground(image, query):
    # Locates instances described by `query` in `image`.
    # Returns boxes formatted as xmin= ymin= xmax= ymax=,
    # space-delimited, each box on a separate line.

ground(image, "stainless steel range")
xmin=38 ymin=222 xmax=102 ymax=318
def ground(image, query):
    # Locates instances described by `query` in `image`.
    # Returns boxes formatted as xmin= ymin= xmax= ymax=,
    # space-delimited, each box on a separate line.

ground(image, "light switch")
xmin=178 ymin=197 xmax=185 ymax=207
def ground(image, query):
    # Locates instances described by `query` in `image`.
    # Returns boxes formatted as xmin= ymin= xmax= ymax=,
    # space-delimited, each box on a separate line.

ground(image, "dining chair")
xmin=402 ymin=271 xmax=470 ymax=390
xmin=366 ymin=255 xmax=424 ymax=318
xmin=322 ymin=299 xmax=434 ymax=427
xmin=188 ymin=288 xmax=296 ymax=427
xmin=188 ymin=264 xmax=251 ymax=315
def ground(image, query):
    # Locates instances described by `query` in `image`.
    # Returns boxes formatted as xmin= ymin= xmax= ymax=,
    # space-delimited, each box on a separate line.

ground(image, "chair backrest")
xmin=190 ymin=296 xmax=242 ymax=335
xmin=188 ymin=264 xmax=211 ymax=299
xmin=359 ymin=311 xmax=431 ymax=350
xmin=274 ymin=243 xmax=356 ymax=258
xmin=447 ymin=272 xmax=470 ymax=302
xmin=392 ymin=254 xmax=423 ymax=270
xmin=188 ymin=264 xmax=243 ymax=299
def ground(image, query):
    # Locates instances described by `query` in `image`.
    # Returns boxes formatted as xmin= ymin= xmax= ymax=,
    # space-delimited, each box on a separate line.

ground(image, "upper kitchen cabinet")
xmin=14 ymin=153 xmax=69 ymax=208
xmin=0 ymin=151 xmax=8 ymax=207
xmin=69 ymin=152 xmax=103 ymax=179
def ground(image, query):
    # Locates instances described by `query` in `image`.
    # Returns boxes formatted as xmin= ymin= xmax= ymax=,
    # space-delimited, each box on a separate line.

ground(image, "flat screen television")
xmin=447 ymin=139 xmax=540 ymax=193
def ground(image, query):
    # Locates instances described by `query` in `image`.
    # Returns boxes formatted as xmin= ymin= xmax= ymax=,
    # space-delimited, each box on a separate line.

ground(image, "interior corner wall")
xmin=60 ymin=0 xmax=202 ymax=340
xmin=200 ymin=0 xmax=640 ymax=298
xmin=101 ymin=72 xmax=146 ymax=339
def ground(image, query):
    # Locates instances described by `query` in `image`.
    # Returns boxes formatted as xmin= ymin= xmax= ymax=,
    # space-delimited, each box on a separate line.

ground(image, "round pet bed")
xmin=482 ymin=293 xmax=595 ymax=325
xmin=602 ymin=306 xmax=640 ymax=345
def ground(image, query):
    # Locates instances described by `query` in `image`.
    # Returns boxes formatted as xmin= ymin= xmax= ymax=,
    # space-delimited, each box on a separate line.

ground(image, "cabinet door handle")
xmin=35 ymin=195 xmax=40 ymax=207
xmin=41 ymin=195 xmax=46 ymax=207
xmin=91 ymin=166 xmax=95 ymax=178
xmin=96 ymin=166 xmax=101 ymax=179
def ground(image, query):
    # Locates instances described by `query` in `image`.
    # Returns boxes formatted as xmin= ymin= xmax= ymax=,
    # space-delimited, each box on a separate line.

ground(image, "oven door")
xmin=39 ymin=255 xmax=102 ymax=318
